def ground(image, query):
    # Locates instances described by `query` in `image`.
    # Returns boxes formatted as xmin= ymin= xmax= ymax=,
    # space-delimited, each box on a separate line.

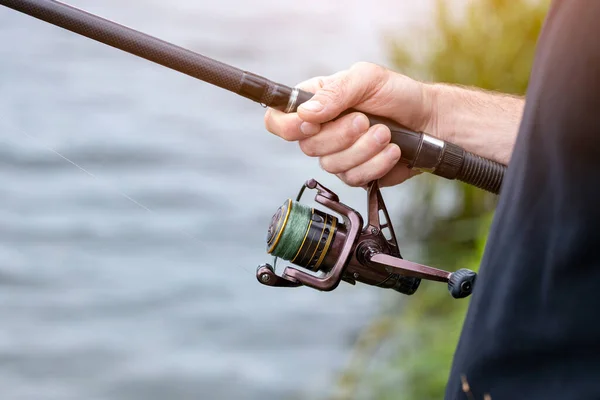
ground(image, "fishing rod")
xmin=0 ymin=0 xmax=505 ymax=194
xmin=1 ymin=0 xmax=483 ymax=298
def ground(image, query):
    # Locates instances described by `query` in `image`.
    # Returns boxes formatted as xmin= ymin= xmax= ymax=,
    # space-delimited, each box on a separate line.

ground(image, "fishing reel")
xmin=256 ymin=179 xmax=477 ymax=298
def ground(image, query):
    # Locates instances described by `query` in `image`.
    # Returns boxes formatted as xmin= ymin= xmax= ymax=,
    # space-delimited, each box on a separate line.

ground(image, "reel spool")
xmin=266 ymin=199 xmax=340 ymax=273
xmin=257 ymin=179 xmax=477 ymax=299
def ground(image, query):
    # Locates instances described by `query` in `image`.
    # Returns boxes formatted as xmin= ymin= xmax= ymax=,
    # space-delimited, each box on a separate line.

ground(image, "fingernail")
xmin=373 ymin=126 xmax=388 ymax=145
xmin=300 ymin=122 xmax=320 ymax=136
xmin=353 ymin=115 xmax=368 ymax=132
xmin=300 ymin=100 xmax=324 ymax=113
xmin=387 ymin=145 xmax=400 ymax=159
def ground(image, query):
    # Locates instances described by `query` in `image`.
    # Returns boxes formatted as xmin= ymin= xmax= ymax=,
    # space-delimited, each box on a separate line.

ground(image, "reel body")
xmin=257 ymin=179 xmax=477 ymax=299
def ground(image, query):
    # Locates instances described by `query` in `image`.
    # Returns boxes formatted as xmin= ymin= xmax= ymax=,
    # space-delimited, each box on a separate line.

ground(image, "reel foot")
xmin=448 ymin=269 xmax=477 ymax=299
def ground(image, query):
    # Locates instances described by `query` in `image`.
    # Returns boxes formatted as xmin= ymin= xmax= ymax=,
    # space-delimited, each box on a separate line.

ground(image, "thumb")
xmin=297 ymin=63 xmax=387 ymax=123
xmin=296 ymin=70 xmax=356 ymax=123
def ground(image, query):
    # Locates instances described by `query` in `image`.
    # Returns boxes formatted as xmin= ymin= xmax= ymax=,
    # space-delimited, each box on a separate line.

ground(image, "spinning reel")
xmin=257 ymin=179 xmax=477 ymax=299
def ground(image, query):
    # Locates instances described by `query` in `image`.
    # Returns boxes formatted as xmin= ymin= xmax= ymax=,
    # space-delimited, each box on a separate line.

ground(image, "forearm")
xmin=425 ymin=83 xmax=525 ymax=165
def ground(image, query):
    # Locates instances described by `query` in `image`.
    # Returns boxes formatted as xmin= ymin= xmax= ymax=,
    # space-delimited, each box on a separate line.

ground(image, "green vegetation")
xmin=331 ymin=1 xmax=550 ymax=399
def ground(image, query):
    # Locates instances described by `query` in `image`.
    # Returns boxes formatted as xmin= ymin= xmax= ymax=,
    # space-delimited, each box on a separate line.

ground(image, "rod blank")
xmin=0 ymin=0 xmax=247 ymax=91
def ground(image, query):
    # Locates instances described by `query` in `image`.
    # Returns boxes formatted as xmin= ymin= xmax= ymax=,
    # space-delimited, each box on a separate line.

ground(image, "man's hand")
xmin=264 ymin=62 xmax=524 ymax=188
xmin=264 ymin=62 xmax=434 ymax=187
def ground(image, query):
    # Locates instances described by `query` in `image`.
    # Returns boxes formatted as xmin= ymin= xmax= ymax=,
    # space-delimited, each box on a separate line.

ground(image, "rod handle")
xmin=293 ymin=89 xmax=505 ymax=194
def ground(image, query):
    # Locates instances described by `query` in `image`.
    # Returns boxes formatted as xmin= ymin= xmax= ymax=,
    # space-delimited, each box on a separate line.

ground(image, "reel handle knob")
xmin=448 ymin=269 xmax=477 ymax=299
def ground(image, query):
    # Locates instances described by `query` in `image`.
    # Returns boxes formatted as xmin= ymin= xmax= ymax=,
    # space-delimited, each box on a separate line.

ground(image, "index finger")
xmin=264 ymin=76 xmax=328 ymax=141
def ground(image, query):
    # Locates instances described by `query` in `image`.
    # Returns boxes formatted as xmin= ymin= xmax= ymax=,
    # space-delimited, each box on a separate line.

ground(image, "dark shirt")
xmin=446 ymin=1 xmax=600 ymax=399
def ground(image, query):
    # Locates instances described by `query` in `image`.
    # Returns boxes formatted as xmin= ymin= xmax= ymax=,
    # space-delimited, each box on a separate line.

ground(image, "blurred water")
xmin=0 ymin=1 xmax=431 ymax=399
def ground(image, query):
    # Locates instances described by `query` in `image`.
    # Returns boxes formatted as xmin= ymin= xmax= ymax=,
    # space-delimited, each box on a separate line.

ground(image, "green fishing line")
xmin=270 ymin=200 xmax=312 ymax=261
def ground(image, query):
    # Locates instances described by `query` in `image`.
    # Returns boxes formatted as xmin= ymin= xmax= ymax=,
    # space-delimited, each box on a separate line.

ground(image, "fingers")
xmin=318 ymin=124 xmax=391 ymax=173
xmin=297 ymin=112 xmax=369 ymax=157
xmin=264 ymin=76 xmax=327 ymax=141
xmin=264 ymin=109 xmax=306 ymax=141
xmin=264 ymin=63 xmax=389 ymax=143
xmin=336 ymin=144 xmax=401 ymax=187
xmin=378 ymin=164 xmax=420 ymax=188
xmin=297 ymin=62 xmax=390 ymax=124
xmin=263 ymin=62 xmax=426 ymax=189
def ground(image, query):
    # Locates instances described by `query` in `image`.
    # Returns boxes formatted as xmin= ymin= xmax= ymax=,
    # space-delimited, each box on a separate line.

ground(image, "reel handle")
xmin=367 ymin=253 xmax=477 ymax=299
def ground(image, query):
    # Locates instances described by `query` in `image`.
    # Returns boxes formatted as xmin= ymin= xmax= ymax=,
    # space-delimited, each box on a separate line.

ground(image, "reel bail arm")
xmin=256 ymin=264 xmax=301 ymax=287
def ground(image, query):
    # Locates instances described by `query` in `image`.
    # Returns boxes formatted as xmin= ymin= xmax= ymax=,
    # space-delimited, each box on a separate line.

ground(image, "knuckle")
xmin=343 ymin=171 xmax=366 ymax=187
xmin=319 ymin=157 xmax=341 ymax=174
xmin=279 ymin=129 xmax=293 ymax=142
xmin=349 ymin=62 xmax=388 ymax=94
xmin=337 ymin=128 xmax=354 ymax=145
xmin=351 ymin=61 xmax=385 ymax=77
xmin=337 ymin=125 xmax=361 ymax=146
xmin=318 ymin=157 xmax=330 ymax=172
xmin=299 ymin=140 xmax=318 ymax=157
xmin=336 ymin=172 xmax=350 ymax=186
xmin=350 ymin=61 xmax=372 ymax=72
xmin=280 ymin=122 xmax=301 ymax=142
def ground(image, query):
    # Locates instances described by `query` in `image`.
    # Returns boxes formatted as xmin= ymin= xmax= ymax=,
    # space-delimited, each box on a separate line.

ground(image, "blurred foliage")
xmin=331 ymin=0 xmax=550 ymax=399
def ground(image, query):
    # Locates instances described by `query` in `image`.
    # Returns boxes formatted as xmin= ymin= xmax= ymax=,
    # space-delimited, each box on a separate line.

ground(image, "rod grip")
xmin=294 ymin=90 xmax=505 ymax=194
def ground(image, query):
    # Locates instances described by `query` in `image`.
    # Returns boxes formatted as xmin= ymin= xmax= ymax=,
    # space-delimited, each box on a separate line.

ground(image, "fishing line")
xmin=268 ymin=200 xmax=313 ymax=261
xmin=18 ymin=130 xmax=254 ymax=275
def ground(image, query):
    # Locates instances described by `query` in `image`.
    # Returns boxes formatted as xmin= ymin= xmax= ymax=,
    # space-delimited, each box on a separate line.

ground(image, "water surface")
xmin=0 ymin=1 xmax=430 ymax=399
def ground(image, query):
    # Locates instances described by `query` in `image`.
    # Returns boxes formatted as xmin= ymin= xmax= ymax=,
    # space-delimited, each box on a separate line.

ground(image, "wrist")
xmin=421 ymin=82 xmax=443 ymax=138
xmin=423 ymin=83 xmax=524 ymax=165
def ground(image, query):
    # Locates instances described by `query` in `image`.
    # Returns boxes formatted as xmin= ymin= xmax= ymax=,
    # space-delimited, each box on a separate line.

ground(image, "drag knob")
xmin=448 ymin=269 xmax=477 ymax=299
